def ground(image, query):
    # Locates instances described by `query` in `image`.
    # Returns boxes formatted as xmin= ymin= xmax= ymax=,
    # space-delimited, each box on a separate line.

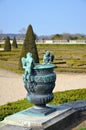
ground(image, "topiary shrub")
xmin=12 ymin=37 xmax=18 ymax=48
xmin=19 ymin=24 xmax=39 ymax=69
xmin=4 ymin=36 xmax=11 ymax=51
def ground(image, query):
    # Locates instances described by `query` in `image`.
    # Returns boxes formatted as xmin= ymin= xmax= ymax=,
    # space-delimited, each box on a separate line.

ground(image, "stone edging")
xmin=63 ymin=100 xmax=86 ymax=111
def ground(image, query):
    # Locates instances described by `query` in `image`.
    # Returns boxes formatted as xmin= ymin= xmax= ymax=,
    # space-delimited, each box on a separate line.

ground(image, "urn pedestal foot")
xmin=26 ymin=106 xmax=56 ymax=116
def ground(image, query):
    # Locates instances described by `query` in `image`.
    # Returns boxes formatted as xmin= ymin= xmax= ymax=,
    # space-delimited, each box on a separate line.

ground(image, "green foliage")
xmin=80 ymin=128 xmax=86 ymax=130
xmin=51 ymin=89 xmax=86 ymax=104
xmin=12 ymin=37 xmax=18 ymax=48
xmin=51 ymin=34 xmax=62 ymax=40
xmin=51 ymin=33 xmax=86 ymax=40
xmin=0 ymin=99 xmax=33 ymax=121
xmin=19 ymin=24 xmax=39 ymax=68
xmin=0 ymin=89 xmax=86 ymax=121
xmin=4 ymin=36 xmax=11 ymax=51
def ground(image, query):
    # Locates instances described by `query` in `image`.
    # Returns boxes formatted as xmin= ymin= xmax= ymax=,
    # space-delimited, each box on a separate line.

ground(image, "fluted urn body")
xmin=25 ymin=64 xmax=56 ymax=107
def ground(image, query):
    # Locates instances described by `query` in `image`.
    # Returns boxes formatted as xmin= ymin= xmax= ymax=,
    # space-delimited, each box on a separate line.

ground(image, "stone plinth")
xmin=0 ymin=105 xmax=77 ymax=130
xmin=0 ymin=124 xmax=31 ymax=130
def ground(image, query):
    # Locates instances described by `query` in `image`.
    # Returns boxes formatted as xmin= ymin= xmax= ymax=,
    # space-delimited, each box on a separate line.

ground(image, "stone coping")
xmin=63 ymin=100 xmax=86 ymax=111
xmin=0 ymin=100 xmax=86 ymax=130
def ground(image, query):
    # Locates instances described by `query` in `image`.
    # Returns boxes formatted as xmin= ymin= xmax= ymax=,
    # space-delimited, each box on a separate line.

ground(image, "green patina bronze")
xmin=43 ymin=50 xmax=54 ymax=64
xmin=21 ymin=52 xmax=34 ymax=83
xmin=21 ymin=51 xmax=56 ymax=115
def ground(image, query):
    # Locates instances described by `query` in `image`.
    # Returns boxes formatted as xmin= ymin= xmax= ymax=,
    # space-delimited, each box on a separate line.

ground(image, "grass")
xmin=0 ymin=44 xmax=86 ymax=73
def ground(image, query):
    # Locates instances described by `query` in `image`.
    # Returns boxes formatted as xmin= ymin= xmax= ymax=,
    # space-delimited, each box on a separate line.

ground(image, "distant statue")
xmin=43 ymin=51 xmax=54 ymax=64
xmin=21 ymin=52 xmax=34 ymax=82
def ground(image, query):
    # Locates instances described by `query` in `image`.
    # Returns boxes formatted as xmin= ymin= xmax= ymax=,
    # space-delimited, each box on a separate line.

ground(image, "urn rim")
xmin=34 ymin=64 xmax=56 ymax=70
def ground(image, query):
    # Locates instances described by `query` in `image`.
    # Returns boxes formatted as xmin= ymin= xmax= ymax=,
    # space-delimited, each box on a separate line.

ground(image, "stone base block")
xmin=0 ymin=105 xmax=78 ymax=130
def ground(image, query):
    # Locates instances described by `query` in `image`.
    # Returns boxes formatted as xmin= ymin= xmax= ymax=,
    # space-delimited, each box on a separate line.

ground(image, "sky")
xmin=0 ymin=0 xmax=86 ymax=35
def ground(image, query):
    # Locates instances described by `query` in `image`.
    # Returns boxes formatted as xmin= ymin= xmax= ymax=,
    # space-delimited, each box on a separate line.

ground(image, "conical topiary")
xmin=12 ymin=37 xmax=18 ymax=48
xmin=19 ymin=24 xmax=39 ymax=68
xmin=4 ymin=36 xmax=11 ymax=51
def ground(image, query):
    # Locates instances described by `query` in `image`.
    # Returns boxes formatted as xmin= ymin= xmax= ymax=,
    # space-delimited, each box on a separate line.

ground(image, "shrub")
xmin=4 ymin=36 xmax=11 ymax=51
xmin=12 ymin=37 xmax=18 ymax=48
xmin=19 ymin=24 xmax=39 ymax=68
xmin=52 ymin=89 xmax=86 ymax=104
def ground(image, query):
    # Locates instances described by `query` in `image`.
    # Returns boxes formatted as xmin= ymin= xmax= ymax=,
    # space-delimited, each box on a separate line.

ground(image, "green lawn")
xmin=0 ymin=44 xmax=86 ymax=73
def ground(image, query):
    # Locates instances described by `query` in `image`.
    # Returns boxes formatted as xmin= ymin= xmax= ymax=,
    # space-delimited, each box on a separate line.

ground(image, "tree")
xmin=51 ymin=34 xmax=62 ymax=40
xmin=12 ymin=37 xmax=18 ymax=48
xmin=4 ymin=36 xmax=11 ymax=51
xmin=19 ymin=24 xmax=39 ymax=68
xmin=19 ymin=27 xmax=26 ymax=34
xmin=0 ymin=29 xmax=3 ymax=40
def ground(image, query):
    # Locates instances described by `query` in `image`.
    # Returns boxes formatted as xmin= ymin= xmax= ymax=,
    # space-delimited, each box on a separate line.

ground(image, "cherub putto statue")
xmin=21 ymin=52 xmax=34 ymax=82
xmin=43 ymin=51 xmax=54 ymax=64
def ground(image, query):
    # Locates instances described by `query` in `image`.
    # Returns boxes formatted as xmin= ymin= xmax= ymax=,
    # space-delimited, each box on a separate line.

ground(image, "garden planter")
xmin=21 ymin=51 xmax=56 ymax=115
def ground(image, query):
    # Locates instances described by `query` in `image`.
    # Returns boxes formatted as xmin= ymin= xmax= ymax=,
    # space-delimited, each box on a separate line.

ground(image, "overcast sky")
xmin=0 ymin=0 xmax=86 ymax=35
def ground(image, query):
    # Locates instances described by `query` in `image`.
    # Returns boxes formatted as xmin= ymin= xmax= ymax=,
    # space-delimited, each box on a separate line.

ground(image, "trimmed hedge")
xmin=80 ymin=128 xmax=86 ymax=130
xmin=0 ymin=99 xmax=32 ymax=121
xmin=0 ymin=88 xmax=86 ymax=121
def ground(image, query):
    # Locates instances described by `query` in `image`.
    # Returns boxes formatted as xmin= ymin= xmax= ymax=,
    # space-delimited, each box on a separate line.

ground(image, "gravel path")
xmin=0 ymin=68 xmax=86 ymax=106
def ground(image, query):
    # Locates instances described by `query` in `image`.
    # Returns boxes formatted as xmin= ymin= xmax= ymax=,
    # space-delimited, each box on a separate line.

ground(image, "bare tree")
xmin=19 ymin=27 xmax=26 ymax=34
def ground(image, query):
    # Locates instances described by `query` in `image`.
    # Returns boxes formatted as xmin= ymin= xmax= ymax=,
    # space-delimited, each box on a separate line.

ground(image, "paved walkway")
xmin=0 ymin=68 xmax=86 ymax=105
